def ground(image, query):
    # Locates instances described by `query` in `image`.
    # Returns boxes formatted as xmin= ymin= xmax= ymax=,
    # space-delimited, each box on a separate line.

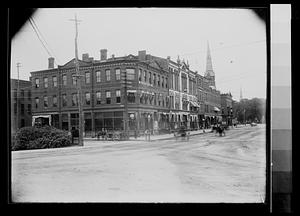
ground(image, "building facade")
xmin=30 ymin=45 xmax=230 ymax=136
xmin=221 ymin=93 xmax=234 ymax=125
xmin=11 ymin=79 xmax=32 ymax=134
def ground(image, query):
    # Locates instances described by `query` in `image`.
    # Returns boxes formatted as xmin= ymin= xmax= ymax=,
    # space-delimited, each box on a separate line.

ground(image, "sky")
xmin=10 ymin=8 xmax=267 ymax=101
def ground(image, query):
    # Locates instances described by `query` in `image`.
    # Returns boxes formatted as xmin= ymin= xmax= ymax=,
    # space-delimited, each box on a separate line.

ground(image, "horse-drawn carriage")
xmin=212 ymin=124 xmax=226 ymax=136
xmin=174 ymin=126 xmax=190 ymax=141
xmin=97 ymin=130 xmax=129 ymax=141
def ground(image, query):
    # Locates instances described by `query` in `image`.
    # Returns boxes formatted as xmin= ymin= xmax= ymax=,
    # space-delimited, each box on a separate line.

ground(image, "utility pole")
xmin=70 ymin=14 xmax=84 ymax=146
xmin=16 ymin=63 xmax=21 ymax=129
xmin=122 ymin=69 xmax=129 ymax=140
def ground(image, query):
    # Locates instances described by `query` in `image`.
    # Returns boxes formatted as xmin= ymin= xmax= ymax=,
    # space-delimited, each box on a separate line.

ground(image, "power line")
xmin=30 ymin=17 xmax=62 ymax=65
xmin=28 ymin=18 xmax=60 ymax=66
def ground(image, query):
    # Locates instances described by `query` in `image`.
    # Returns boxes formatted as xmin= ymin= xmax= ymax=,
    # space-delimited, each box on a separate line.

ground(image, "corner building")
xmin=30 ymin=46 xmax=230 ymax=136
xmin=30 ymin=50 xmax=170 ymax=136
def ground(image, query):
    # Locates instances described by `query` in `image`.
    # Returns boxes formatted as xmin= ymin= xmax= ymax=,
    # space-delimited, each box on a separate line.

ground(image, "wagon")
xmin=174 ymin=126 xmax=190 ymax=141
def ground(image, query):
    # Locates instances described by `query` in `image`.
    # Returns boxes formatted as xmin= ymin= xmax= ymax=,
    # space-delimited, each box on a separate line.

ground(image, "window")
xmin=116 ymin=90 xmax=121 ymax=103
xmin=96 ymin=91 xmax=101 ymax=104
xmin=53 ymin=95 xmax=57 ymax=107
xmin=35 ymin=78 xmax=39 ymax=88
xmin=63 ymin=74 xmax=67 ymax=86
xmin=153 ymin=74 xmax=156 ymax=86
xmin=105 ymin=69 xmax=111 ymax=81
xmin=13 ymin=89 xmax=17 ymax=98
xmin=72 ymin=93 xmax=78 ymax=106
xmin=139 ymin=69 xmax=142 ymax=81
xmin=85 ymin=92 xmax=91 ymax=105
xmin=35 ymin=97 xmax=39 ymax=109
xmin=96 ymin=71 xmax=101 ymax=82
xmin=53 ymin=76 xmax=57 ymax=87
xmin=27 ymin=104 xmax=31 ymax=114
xmin=149 ymin=72 xmax=152 ymax=84
xmin=62 ymin=94 xmax=67 ymax=106
xmin=158 ymin=75 xmax=160 ymax=86
xmin=21 ymin=119 xmax=25 ymax=127
xmin=28 ymin=90 xmax=31 ymax=100
xmin=127 ymin=92 xmax=135 ymax=103
xmin=21 ymin=90 xmax=24 ymax=98
xmin=44 ymin=77 xmax=48 ymax=88
xmin=21 ymin=104 xmax=24 ymax=114
xmin=85 ymin=72 xmax=90 ymax=84
xmin=115 ymin=69 xmax=120 ymax=80
xmin=72 ymin=74 xmax=77 ymax=85
xmin=106 ymin=91 xmax=111 ymax=104
xmin=166 ymin=77 xmax=168 ymax=88
xmin=144 ymin=70 xmax=147 ymax=82
xmin=162 ymin=76 xmax=164 ymax=88
xmin=43 ymin=96 xmax=48 ymax=108
xmin=126 ymin=68 xmax=135 ymax=80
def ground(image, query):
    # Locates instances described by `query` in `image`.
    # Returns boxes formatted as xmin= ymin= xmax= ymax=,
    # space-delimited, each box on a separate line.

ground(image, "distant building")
xmin=11 ymin=79 xmax=32 ymax=134
xmin=221 ymin=93 xmax=233 ymax=125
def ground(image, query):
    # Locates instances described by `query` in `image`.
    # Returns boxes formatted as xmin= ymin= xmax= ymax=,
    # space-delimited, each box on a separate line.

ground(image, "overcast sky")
xmin=10 ymin=8 xmax=266 ymax=101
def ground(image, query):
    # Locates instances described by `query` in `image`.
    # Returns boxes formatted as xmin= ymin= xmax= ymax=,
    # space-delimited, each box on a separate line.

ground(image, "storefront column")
xmin=68 ymin=112 xmax=71 ymax=132
xmin=91 ymin=112 xmax=95 ymax=137
xmin=136 ymin=111 xmax=140 ymax=132
xmin=59 ymin=113 xmax=62 ymax=130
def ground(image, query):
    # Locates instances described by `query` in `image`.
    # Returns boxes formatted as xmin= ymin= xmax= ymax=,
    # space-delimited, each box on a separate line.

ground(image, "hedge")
xmin=12 ymin=126 xmax=72 ymax=151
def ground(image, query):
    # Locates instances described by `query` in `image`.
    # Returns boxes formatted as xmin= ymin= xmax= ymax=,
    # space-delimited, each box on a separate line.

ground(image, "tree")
xmin=232 ymin=98 xmax=266 ymax=123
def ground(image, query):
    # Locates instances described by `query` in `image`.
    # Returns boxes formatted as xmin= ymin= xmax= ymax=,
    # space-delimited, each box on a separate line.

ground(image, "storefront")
xmin=94 ymin=111 xmax=124 ymax=133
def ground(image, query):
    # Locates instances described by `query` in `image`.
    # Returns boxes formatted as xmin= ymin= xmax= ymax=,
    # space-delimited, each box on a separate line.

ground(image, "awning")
xmin=127 ymin=90 xmax=137 ymax=93
xmin=214 ymin=107 xmax=221 ymax=112
xmin=190 ymin=101 xmax=200 ymax=107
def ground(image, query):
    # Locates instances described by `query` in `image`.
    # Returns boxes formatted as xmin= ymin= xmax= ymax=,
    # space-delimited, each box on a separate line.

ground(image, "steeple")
xmin=204 ymin=41 xmax=216 ymax=87
xmin=240 ymin=87 xmax=243 ymax=101
xmin=205 ymin=41 xmax=214 ymax=74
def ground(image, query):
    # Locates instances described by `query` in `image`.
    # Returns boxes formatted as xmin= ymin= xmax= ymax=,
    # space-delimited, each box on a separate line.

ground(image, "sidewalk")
xmin=84 ymin=129 xmax=212 ymax=142
xmin=132 ymin=129 xmax=213 ymax=142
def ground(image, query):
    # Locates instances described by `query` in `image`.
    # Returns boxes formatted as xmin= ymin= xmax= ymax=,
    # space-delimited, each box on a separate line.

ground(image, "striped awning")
xmin=214 ymin=107 xmax=221 ymax=112
xmin=190 ymin=101 xmax=200 ymax=107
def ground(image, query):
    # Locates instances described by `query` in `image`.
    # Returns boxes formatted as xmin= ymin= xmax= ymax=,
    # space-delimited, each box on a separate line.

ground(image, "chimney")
xmin=100 ymin=49 xmax=107 ymax=61
xmin=112 ymin=54 xmax=115 ymax=60
xmin=82 ymin=53 xmax=89 ymax=62
xmin=167 ymin=56 xmax=170 ymax=60
xmin=138 ymin=50 xmax=146 ymax=61
xmin=48 ymin=57 xmax=54 ymax=69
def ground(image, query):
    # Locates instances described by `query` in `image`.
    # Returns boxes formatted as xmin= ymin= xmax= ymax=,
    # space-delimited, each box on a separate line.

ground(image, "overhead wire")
xmin=28 ymin=17 xmax=61 ymax=66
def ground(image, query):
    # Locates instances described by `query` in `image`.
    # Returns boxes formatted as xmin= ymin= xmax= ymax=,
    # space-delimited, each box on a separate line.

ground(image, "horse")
xmin=216 ymin=126 xmax=226 ymax=136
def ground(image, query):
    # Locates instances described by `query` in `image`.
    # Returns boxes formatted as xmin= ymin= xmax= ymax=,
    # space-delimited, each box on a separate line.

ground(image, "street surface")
xmin=12 ymin=124 xmax=266 ymax=203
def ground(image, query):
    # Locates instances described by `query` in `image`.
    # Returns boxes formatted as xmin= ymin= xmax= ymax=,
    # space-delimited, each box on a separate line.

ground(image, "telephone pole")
xmin=16 ymin=63 xmax=21 ymax=129
xmin=70 ymin=14 xmax=84 ymax=146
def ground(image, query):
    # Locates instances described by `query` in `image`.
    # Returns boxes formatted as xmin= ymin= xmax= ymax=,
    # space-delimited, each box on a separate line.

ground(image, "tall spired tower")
xmin=204 ymin=41 xmax=216 ymax=88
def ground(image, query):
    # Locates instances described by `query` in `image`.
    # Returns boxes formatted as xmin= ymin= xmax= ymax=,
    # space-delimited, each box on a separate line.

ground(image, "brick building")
xmin=221 ymin=93 xmax=233 ymax=125
xmin=11 ymin=79 xmax=32 ymax=134
xmin=30 ymin=50 xmax=170 ymax=136
xmin=30 ymin=45 xmax=229 ymax=136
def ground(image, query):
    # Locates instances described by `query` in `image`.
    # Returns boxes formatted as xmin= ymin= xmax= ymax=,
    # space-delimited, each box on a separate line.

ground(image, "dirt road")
xmin=12 ymin=124 xmax=266 ymax=203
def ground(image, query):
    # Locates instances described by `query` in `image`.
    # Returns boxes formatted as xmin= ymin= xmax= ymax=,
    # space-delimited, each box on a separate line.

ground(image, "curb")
xmin=83 ymin=130 xmax=213 ymax=142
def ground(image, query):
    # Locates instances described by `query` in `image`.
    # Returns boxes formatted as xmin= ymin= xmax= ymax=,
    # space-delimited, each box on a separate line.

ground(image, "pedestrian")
xmin=134 ymin=129 xmax=138 ymax=139
xmin=145 ymin=129 xmax=148 ymax=141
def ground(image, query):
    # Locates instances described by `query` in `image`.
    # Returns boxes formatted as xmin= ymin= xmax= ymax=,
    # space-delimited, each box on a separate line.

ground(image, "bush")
xmin=12 ymin=126 xmax=72 ymax=151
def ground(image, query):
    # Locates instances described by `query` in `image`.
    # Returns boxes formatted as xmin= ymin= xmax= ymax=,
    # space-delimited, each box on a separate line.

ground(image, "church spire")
xmin=205 ymin=41 xmax=214 ymax=74
xmin=240 ymin=87 xmax=243 ymax=101
xmin=204 ymin=40 xmax=216 ymax=87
